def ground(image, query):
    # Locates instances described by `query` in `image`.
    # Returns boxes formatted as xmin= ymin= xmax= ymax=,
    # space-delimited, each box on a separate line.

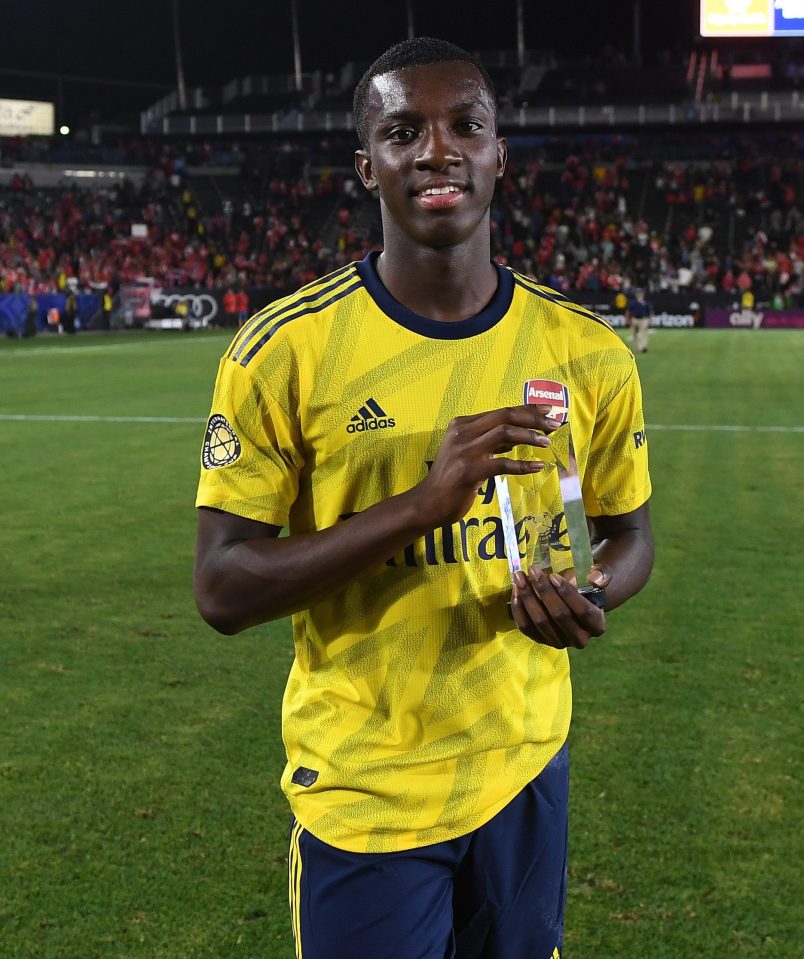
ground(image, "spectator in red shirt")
xmin=236 ymin=288 xmax=250 ymax=327
xmin=223 ymin=287 xmax=238 ymax=326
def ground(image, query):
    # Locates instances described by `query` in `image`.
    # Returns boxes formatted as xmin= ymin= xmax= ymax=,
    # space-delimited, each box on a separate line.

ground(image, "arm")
xmin=195 ymin=491 xmax=439 ymax=635
xmin=587 ymin=501 xmax=654 ymax=610
xmin=509 ymin=500 xmax=653 ymax=650
xmin=195 ymin=405 xmax=559 ymax=634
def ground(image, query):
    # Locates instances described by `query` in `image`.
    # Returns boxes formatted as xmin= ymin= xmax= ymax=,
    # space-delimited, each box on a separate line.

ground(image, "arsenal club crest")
xmin=523 ymin=379 xmax=570 ymax=425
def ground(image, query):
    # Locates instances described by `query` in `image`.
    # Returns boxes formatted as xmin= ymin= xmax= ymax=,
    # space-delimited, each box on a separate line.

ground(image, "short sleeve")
xmin=582 ymin=359 xmax=651 ymax=517
xmin=195 ymin=356 xmax=302 ymax=526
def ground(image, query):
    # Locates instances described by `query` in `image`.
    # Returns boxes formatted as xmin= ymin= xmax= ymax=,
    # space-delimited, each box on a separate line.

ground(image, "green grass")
xmin=1 ymin=328 xmax=802 ymax=957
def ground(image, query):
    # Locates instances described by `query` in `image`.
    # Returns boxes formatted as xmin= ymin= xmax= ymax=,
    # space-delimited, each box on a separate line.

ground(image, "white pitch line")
xmin=646 ymin=423 xmax=804 ymax=433
xmin=0 ymin=338 xmax=222 ymax=358
xmin=0 ymin=414 xmax=204 ymax=424
xmin=0 ymin=414 xmax=802 ymax=433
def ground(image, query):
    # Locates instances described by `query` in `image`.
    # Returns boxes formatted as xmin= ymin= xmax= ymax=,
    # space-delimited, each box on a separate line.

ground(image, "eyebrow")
xmin=381 ymin=100 xmax=493 ymax=123
xmin=447 ymin=99 xmax=490 ymax=114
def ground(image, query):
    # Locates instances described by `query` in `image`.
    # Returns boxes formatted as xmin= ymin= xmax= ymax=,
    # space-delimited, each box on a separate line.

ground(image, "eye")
xmin=387 ymin=127 xmax=417 ymax=143
xmin=456 ymin=119 xmax=484 ymax=134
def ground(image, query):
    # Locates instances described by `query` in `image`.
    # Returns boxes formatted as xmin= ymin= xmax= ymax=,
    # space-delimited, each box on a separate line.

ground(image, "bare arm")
xmin=194 ymin=405 xmax=559 ymax=634
xmin=587 ymin=502 xmax=654 ymax=611
xmin=510 ymin=501 xmax=654 ymax=649
xmin=195 ymin=490 xmax=438 ymax=635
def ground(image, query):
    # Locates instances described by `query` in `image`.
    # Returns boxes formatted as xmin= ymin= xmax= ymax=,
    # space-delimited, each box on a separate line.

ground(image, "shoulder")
xmin=224 ymin=263 xmax=364 ymax=369
xmin=505 ymin=268 xmax=625 ymax=345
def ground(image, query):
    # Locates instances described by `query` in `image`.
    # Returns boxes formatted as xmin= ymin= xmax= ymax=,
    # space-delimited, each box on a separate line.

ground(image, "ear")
xmin=496 ymin=137 xmax=507 ymax=180
xmin=355 ymin=150 xmax=378 ymax=192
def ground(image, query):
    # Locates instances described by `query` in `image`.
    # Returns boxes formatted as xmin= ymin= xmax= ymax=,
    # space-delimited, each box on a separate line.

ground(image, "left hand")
xmin=510 ymin=565 xmax=609 ymax=649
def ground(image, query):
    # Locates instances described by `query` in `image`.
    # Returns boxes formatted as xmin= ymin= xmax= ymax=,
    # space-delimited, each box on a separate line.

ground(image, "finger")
xmin=485 ymin=457 xmax=547 ymax=477
xmin=453 ymin=405 xmax=553 ymax=426
xmin=470 ymin=423 xmax=553 ymax=457
xmin=509 ymin=581 xmax=534 ymax=632
xmin=522 ymin=567 xmax=592 ymax=649
xmin=510 ymin=590 xmax=561 ymax=648
xmin=547 ymin=572 xmax=607 ymax=636
xmin=522 ymin=566 xmax=607 ymax=648
xmin=512 ymin=572 xmax=565 ymax=648
xmin=527 ymin=405 xmax=564 ymax=433
xmin=447 ymin=406 xmax=562 ymax=444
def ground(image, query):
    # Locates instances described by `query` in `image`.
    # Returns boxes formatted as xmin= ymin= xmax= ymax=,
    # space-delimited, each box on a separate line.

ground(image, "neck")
xmin=376 ymin=229 xmax=498 ymax=323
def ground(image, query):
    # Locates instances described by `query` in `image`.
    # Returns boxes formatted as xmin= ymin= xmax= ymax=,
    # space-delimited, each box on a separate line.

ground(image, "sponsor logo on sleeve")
xmin=523 ymin=379 xmax=570 ymax=425
xmin=202 ymin=413 xmax=241 ymax=469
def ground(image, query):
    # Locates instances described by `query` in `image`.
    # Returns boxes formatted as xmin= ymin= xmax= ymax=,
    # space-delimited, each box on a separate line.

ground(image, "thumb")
xmin=586 ymin=565 xmax=611 ymax=588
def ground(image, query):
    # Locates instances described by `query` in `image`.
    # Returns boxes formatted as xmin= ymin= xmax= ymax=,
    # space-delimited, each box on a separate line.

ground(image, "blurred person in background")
xmin=222 ymin=286 xmax=237 ymax=326
xmin=236 ymin=286 xmax=249 ymax=327
xmin=626 ymin=286 xmax=653 ymax=354
xmin=24 ymin=294 xmax=38 ymax=338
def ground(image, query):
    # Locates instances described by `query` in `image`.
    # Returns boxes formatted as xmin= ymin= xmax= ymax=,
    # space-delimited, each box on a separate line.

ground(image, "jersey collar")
xmin=355 ymin=251 xmax=514 ymax=340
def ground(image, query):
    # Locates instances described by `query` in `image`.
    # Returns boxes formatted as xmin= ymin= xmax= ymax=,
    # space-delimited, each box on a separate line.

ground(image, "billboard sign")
xmin=0 ymin=99 xmax=55 ymax=137
xmin=775 ymin=0 xmax=804 ymax=32
xmin=705 ymin=307 xmax=804 ymax=328
xmin=701 ymin=1 xmax=804 ymax=36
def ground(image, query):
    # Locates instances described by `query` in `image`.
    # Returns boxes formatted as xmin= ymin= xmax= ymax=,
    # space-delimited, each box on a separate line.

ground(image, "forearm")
xmin=196 ymin=404 xmax=562 ymax=634
xmin=590 ymin=524 xmax=654 ymax=611
xmin=195 ymin=488 xmax=436 ymax=634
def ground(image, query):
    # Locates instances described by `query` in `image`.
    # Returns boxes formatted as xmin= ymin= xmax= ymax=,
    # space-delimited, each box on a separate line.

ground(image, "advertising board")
xmin=701 ymin=0 xmax=804 ymax=37
xmin=0 ymin=99 xmax=55 ymax=137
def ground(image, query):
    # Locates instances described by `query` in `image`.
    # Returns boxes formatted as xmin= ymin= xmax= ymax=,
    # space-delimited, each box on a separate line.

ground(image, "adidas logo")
xmin=347 ymin=398 xmax=396 ymax=433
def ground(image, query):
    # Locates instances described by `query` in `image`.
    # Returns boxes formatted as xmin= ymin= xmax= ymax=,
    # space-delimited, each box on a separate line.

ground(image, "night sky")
xmin=0 ymin=0 xmax=741 ymax=125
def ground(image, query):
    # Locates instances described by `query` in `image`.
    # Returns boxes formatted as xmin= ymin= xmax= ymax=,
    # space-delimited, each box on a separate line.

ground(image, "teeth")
xmin=421 ymin=186 xmax=460 ymax=196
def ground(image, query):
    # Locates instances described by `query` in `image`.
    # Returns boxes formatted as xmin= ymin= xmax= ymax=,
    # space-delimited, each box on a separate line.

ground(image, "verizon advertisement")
xmin=600 ymin=311 xmax=699 ymax=329
xmin=574 ymin=294 xmax=703 ymax=329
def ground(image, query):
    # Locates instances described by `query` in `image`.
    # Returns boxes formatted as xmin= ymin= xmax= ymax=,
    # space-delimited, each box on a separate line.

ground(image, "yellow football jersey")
xmin=196 ymin=254 xmax=651 ymax=853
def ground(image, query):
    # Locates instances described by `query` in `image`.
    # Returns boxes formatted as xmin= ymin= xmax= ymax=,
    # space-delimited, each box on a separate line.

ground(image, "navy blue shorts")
xmin=288 ymin=744 xmax=569 ymax=959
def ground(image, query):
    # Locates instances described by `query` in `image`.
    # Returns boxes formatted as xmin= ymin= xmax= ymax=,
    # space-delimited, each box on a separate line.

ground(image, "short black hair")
xmin=353 ymin=37 xmax=497 ymax=150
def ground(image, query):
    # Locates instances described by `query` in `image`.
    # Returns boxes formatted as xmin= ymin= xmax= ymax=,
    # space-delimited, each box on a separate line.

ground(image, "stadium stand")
xmin=1 ymin=132 xmax=801 ymax=312
xmin=1 ymin=45 xmax=802 ymax=334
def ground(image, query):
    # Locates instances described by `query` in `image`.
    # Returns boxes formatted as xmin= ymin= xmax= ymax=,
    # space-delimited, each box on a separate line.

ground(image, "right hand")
xmin=414 ymin=405 xmax=560 ymax=527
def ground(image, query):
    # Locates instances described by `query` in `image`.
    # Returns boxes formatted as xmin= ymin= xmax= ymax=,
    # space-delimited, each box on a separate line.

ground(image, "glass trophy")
xmin=495 ymin=420 xmax=606 ymax=610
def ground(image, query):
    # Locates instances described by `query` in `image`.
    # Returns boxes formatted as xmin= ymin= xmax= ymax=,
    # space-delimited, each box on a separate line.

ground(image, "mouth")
xmin=414 ymin=184 xmax=466 ymax=210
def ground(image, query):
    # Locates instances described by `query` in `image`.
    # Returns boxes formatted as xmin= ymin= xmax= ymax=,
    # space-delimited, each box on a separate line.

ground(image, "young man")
xmin=195 ymin=38 xmax=653 ymax=959
xmin=626 ymin=286 xmax=654 ymax=354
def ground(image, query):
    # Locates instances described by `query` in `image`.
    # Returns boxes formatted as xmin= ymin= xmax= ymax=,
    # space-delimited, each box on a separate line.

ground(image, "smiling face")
xmin=354 ymin=60 xmax=507 ymax=253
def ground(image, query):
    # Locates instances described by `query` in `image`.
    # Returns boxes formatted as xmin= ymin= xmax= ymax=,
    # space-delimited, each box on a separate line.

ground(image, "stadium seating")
xmin=1 ymin=131 xmax=801 ymax=310
xmin=1 ymin=34 xmax=802 ymax=319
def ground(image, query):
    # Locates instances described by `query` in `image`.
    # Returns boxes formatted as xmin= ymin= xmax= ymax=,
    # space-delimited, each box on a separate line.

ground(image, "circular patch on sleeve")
xmin=202 ymin=414 xmax=241 ymax=469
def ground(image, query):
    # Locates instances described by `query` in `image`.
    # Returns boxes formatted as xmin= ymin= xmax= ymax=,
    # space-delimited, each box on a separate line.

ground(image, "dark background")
xmin=3 ymin=0 xmax=706 ymax=122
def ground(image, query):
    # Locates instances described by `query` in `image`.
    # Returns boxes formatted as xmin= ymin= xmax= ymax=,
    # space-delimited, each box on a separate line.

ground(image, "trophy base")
xmin=578 ymin=585 xmax=607 ymax=609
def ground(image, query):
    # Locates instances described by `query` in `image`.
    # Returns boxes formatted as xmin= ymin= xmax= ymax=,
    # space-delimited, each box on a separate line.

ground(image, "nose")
xmin=414 ymin=124 xmax=461 ymax=171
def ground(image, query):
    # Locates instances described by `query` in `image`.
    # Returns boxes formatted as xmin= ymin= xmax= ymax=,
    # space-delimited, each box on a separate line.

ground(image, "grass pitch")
xmin=1 ymin=328 xmax=801 ymax=958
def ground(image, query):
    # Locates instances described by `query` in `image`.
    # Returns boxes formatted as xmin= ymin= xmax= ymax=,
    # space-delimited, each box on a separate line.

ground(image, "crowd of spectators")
xmin=1 ymin=133 xmax=802 ymax=308
xmin=0 ymin=138 xmax=370 ymax=296
xmin=490 ymin=134 xmax=803 ymax=306
xmin=649 ymin=150 xmax=803 ymax=305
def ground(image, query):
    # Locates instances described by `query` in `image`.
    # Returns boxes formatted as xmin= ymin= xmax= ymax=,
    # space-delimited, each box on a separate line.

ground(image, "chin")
xmin=412 ymin=215 xmax=485 ymax=250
